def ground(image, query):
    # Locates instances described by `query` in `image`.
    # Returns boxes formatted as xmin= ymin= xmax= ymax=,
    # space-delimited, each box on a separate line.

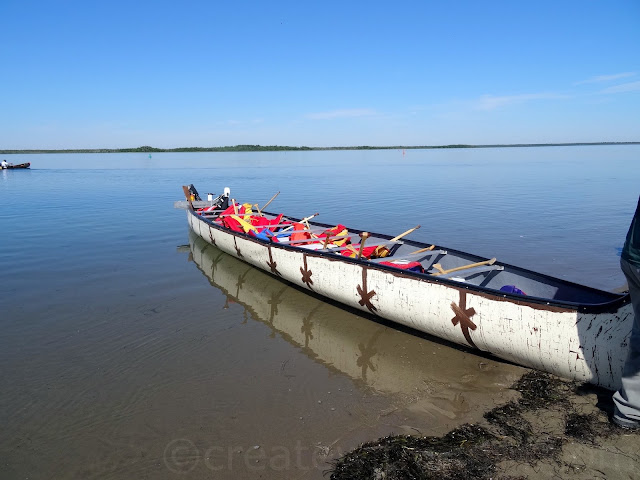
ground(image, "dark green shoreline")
xmin=1 ymin=142 xmax=638 ymax=155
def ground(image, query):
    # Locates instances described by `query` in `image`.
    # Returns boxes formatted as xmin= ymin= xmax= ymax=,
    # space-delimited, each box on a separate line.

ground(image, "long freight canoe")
xmin=178 ymin=185 xmax=633 ymax=390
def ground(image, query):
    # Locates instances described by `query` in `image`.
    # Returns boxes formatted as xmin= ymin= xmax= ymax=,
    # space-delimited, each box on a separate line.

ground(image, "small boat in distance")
xmin=178 ymin=184 xmax=633 ymax=390
xmin=1 ymin=162 xmax=31 ymax=169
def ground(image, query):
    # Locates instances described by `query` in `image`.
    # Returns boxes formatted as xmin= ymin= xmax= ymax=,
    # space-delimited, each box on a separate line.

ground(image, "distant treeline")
xmin=0 ymin=142 xmax=638 ymax=154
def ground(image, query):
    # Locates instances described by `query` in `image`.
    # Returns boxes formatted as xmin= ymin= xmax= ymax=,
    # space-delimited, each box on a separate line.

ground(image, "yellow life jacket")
xmin=230 ymin=214 xmax=258 ymax=234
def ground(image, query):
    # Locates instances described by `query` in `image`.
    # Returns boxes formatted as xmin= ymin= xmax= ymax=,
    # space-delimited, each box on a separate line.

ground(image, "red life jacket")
xmin=215 ymin=205 xmax=237 ymax=224
xmin=340 ymin=245 xmax=378 ymax=259
xmin=197 ymin=205 xmax=219 ymax=214
xmin=290 ymin=223 xmax=312 ymax=245
xmin=222 ymin=216 xmax=245 ymax=233
xmin=379 ymin=261 xmax=424 ymax=273
xmin=317 ymin=224 xmax=350 ymax=246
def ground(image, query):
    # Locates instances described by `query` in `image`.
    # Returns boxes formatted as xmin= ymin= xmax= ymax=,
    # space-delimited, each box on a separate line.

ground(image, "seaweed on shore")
xmin=330 ymin=424 xmax=496 ymax=480
xmin=510 ymin=368 xmax=573 ymax=408
xmin=328 ymin=371 xmax=632 ymax=480
xmin=565 ymin=412 xmax=617 ymax=444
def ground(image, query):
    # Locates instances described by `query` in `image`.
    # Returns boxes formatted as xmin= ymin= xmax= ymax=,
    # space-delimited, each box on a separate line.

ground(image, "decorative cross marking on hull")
xmin=451 ymin=290 xmax=478 ymax=349
xmin=233 ymin=237 xmax=243 ymax=258
xmin=300 ymin=255 xmax=313 ymax=289
xmin=208 ymin=226 xmax=216 ymax=245
xmin=266 ymin=246 xmax=281 ymax=276
xmin=357 ymin=267 xmax=377 ymax=313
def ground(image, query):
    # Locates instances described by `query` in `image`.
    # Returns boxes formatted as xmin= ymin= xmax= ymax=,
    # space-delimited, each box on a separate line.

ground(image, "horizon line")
xmin=1 ymin=141 xmax=639 ymax=154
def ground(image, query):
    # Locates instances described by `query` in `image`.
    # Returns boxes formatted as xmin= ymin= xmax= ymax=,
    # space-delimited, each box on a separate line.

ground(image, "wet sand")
xmin=330 ymin=371 xmax=640 ymax=479
xmin=495 ymin=381 xmax=640 ymax=480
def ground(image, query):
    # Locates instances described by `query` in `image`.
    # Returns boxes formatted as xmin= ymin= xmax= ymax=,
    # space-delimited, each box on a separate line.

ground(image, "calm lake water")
xmin=1 ymin=146 xmax=638 ymax=479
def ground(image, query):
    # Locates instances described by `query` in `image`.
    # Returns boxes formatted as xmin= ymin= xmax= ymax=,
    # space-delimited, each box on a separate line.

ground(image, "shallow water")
xmin=0 ymin=146 xmax=638 ymax=478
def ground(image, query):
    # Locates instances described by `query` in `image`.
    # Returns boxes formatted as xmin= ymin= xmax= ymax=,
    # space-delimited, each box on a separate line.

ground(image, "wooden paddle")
xmin=260 ymin=191 xmax=280 ymax=211
xmin=321 ymin=227 xmax=357 ymax=255
xmin=431 ymin=258 xmax=497 ymax=276
xmin=279 ymin=213 xmax=319 ymax=233
xmin=390 ymin=225 xmax=421 ymax=242
xmin=341 ymin=243 xmax=359 ymax=256
xmin=410 ymin=245 xmax=435 ymax=254
xmin=374 ymin=224 xmax=421 ymax=257
xmin=357 ymin=232 xmax=370 ymax=259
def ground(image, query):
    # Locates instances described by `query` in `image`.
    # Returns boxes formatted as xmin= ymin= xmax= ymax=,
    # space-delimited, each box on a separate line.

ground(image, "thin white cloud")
xmin=575 ymin=72 xmax=636 ymax=85
xmin=475 ymin=93 xmax=568 ymax=111
xmin=599 ymin=81 xmax=640 ymax=94
xmin=306 ymin=108 xmax=377 ymax=120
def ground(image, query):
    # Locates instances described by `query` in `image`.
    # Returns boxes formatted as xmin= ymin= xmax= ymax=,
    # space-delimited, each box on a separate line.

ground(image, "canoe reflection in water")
xmin=186 ymin=232 xmax=526 ymax=418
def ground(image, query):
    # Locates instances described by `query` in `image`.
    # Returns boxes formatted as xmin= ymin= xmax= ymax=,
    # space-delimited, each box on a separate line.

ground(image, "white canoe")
xmin=180 ymin=189 xmax=633 ymax=390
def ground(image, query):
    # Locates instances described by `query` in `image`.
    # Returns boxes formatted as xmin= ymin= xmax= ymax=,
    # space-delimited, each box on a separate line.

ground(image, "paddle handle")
xmin=357 ymin=232 xmax=370 ymax=259
xmin=280 ymin=213 xmax=319 ymax=233
xmin=410 ymin=245 xmax=435 ymax=254
xmin=390 ymin=225 xmax=420 ymax=242
xmin=261 ymin=191 xmax=280 ymax=211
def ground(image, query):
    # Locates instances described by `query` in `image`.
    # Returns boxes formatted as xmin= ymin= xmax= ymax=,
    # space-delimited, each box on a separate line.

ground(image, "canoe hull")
xmin=187 ymin=209 xmax=633 ymax=390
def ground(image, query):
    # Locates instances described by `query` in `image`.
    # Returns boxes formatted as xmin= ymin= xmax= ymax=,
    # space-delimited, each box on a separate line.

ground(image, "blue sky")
xmin=1 ymin=0 xmax=638 ymax=148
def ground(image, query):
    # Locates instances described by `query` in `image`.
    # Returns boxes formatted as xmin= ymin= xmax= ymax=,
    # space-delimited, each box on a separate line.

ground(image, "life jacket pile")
xmin=202 ymin=203 xmax=410 ymax=264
